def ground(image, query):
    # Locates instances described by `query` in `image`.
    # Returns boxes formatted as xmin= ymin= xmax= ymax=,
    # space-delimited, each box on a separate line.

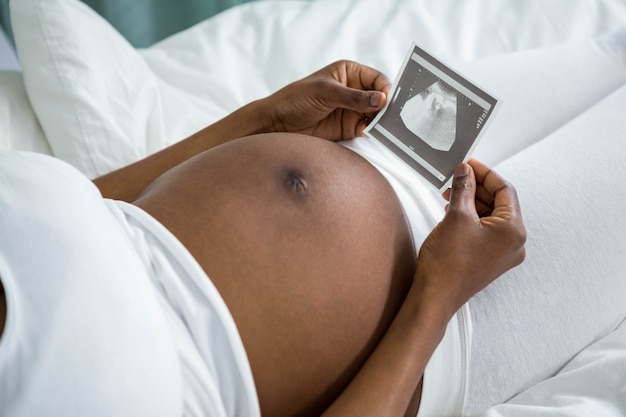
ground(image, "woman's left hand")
xmin=262 ymin=60 xmax=391 ymax=141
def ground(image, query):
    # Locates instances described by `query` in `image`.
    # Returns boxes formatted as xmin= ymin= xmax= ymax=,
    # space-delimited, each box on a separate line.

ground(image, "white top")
xmin=0 ymin=151 xmax=259 ymax=417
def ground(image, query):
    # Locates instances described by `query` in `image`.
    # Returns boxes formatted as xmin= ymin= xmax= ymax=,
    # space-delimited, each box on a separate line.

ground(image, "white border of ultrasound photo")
xmin=364 ymin=43 xmax=500 ymax=191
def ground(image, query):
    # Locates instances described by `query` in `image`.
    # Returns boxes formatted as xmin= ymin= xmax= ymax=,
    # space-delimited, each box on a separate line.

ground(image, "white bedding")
xmin=2 ymin=0 xmax=626 ymax=415
xmin=467 ymin=80 xmax=626 ymax=417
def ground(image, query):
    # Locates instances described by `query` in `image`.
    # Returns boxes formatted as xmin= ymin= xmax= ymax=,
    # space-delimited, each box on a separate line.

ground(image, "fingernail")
xmin=369 ymin=92 xmax=382 ymax=107
xmin=454 ymin=163 xmax=470 ymax=178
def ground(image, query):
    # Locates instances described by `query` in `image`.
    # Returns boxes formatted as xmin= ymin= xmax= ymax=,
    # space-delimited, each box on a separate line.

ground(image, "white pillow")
xmin=0 ymin=71 xmax=51 ymax=154
xmin=140 ymin=0 xmax=626 ymax=120
xmin=10 ymin=0 xmax=212 ymax=178
xmin=10 ymin=0 xmax=626 ymax=178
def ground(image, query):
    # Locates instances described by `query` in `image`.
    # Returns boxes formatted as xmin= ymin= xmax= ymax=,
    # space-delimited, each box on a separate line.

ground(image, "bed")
xmin=1 ymin=0 xmax=626 ymax=416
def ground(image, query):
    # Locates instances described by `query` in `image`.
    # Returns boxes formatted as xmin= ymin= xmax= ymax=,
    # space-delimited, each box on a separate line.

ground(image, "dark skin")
xmin=0 ymin=60 xmax=526 ymax=417
xmin=93 ymin=60 xmax=392 ymax=203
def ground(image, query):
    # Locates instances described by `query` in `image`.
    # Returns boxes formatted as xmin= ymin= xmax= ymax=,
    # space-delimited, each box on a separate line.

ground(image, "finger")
xmin=470 ymin=161 xmax=522 ymax=221
xmin=332 ymin=108 xmax=373 ymax=139
xmin=468 ymin=158 xmax=513 ymax=211
xmin=442 ymin=187 xmax=451 ymax=202
xmin=355 ymin=120 xmax=369 ymax=137
xmin=467 ymin=158 xmax=492 ymax=185
xmin=475 ymin=183 xmax=495 ymax=208
xmin=475 ymin=198 xmax=493 ymax=217
xmin=445 ymin=162 xmax=496 ymax=206
xmin=445 ymin=158 xmax=490 ymax=201
xmin=324 ymin=83 xmax=388 ymax=115
xmin=347 ymin=110 xmax=371 ymax=138
xmin=491 ymin=183 xmax=522 ymax=221
xmin=447 ymin=163 xmax=477 ymax=216
xmin=345 ymin=61 xmax=392 ymax=96
xmin=328 ymin=61 xmax=391 ymax=112
xmin=445 ymin=187 xmax=493 ymax=216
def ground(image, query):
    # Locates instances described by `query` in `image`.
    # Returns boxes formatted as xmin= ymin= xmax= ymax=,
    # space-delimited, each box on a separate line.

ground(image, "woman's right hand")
xmin=414 ymin=159 xmax=527 ymax=318
xmin=261 ymin=60 xmax=391 ymax=141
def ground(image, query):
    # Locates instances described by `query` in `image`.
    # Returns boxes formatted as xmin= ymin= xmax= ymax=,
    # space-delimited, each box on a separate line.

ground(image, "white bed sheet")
xmin=2 ymin=0 xmax=626 ymax=415
xmin=483 ymin=317 xmax=626 ymax=417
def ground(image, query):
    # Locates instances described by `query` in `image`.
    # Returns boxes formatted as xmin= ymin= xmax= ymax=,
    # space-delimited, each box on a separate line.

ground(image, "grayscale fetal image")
xmin=400 ymin=80 xmax=458 ymax=152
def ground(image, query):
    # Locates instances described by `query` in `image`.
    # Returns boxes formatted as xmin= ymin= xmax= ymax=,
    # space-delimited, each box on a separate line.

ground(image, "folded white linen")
xmin=0 ymin=151 xmax=260 ymax=417
xmin=107 ymin=200 xmax=260 ymax=417
xmin=480 ymin=318 xmax=626 ymax=417
xmin=0 ymin=151 xmax=181 ymax=417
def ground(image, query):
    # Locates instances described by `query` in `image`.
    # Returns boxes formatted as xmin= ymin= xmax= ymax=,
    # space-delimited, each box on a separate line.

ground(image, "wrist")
xmin=410 ymin=272 xmax=463 ymax=327
xmin=225 ymin=98 xmax=275 ymax=137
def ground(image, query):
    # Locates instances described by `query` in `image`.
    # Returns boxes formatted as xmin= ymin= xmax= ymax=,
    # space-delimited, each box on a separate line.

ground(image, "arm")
xmin=323 ymin=160 xmax=526 ymax=417
xmin=93 ymin=60 xmax=391 ymax=202
xmin=92 ymin=100 xmax=271 ymax=203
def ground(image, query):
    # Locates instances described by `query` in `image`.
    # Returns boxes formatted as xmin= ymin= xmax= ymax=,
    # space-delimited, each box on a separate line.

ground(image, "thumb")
xmin=448 ymin=163 xmax=477 ymax=215
xmin=326 ymin=84 xmax=386 ymax=112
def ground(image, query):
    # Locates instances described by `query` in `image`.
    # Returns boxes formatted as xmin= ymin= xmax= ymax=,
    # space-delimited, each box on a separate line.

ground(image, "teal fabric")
xmin=77 ymin=0 xmax=258 ymax=47
xmin=0 ymin=0 xmax=11 ymax=45
xmin=0 ymin=0 xmax=258 ymax=48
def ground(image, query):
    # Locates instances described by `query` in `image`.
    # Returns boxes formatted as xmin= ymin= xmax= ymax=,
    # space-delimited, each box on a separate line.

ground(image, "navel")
xmin=280 ymin=168 xmax=308 ymax=197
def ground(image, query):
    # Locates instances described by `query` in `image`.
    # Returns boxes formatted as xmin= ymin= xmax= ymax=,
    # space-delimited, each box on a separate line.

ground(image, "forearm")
xmin=325 ymin=159 xmax=526 ymax=417
xmin=322 ymin=283 xmax=454 ymax=417
xmin=93 ymin=59 xmax=393 ymax=202
xmin=93 ymin=99 xmax=272 ymax=202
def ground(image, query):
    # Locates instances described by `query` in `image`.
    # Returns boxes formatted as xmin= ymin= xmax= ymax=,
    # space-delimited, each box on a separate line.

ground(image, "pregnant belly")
xmin=134 ymin=132 xmax=419 ymax=417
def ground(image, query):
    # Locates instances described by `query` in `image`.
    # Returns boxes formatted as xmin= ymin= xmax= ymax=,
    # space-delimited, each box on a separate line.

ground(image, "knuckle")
xmin=517 ymin=246 xmax=527 ymax=264
xmin=310 ymin=78 xmax=336 ymax=100
xmin=328 ymin=59 xmax=352 ymax=74
xmin=444 ymin=206 xmax=474 ymax=225
xmin=349 ymin=90 xmax=367 ymax=105
xmin=510 ymin=215 xmax=527 ymax=246
xmin=517 ymin=225 xmax=528 ymax=247
xmin=493 ymin=182 xmax=512 ymax=198
xmin=509 ymin=246 xmax=526 ymax=270
xmin=312 ymin=77 xmax=331 ymax=90
xmin=502 ymin=223 xmax=527 ymax=253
